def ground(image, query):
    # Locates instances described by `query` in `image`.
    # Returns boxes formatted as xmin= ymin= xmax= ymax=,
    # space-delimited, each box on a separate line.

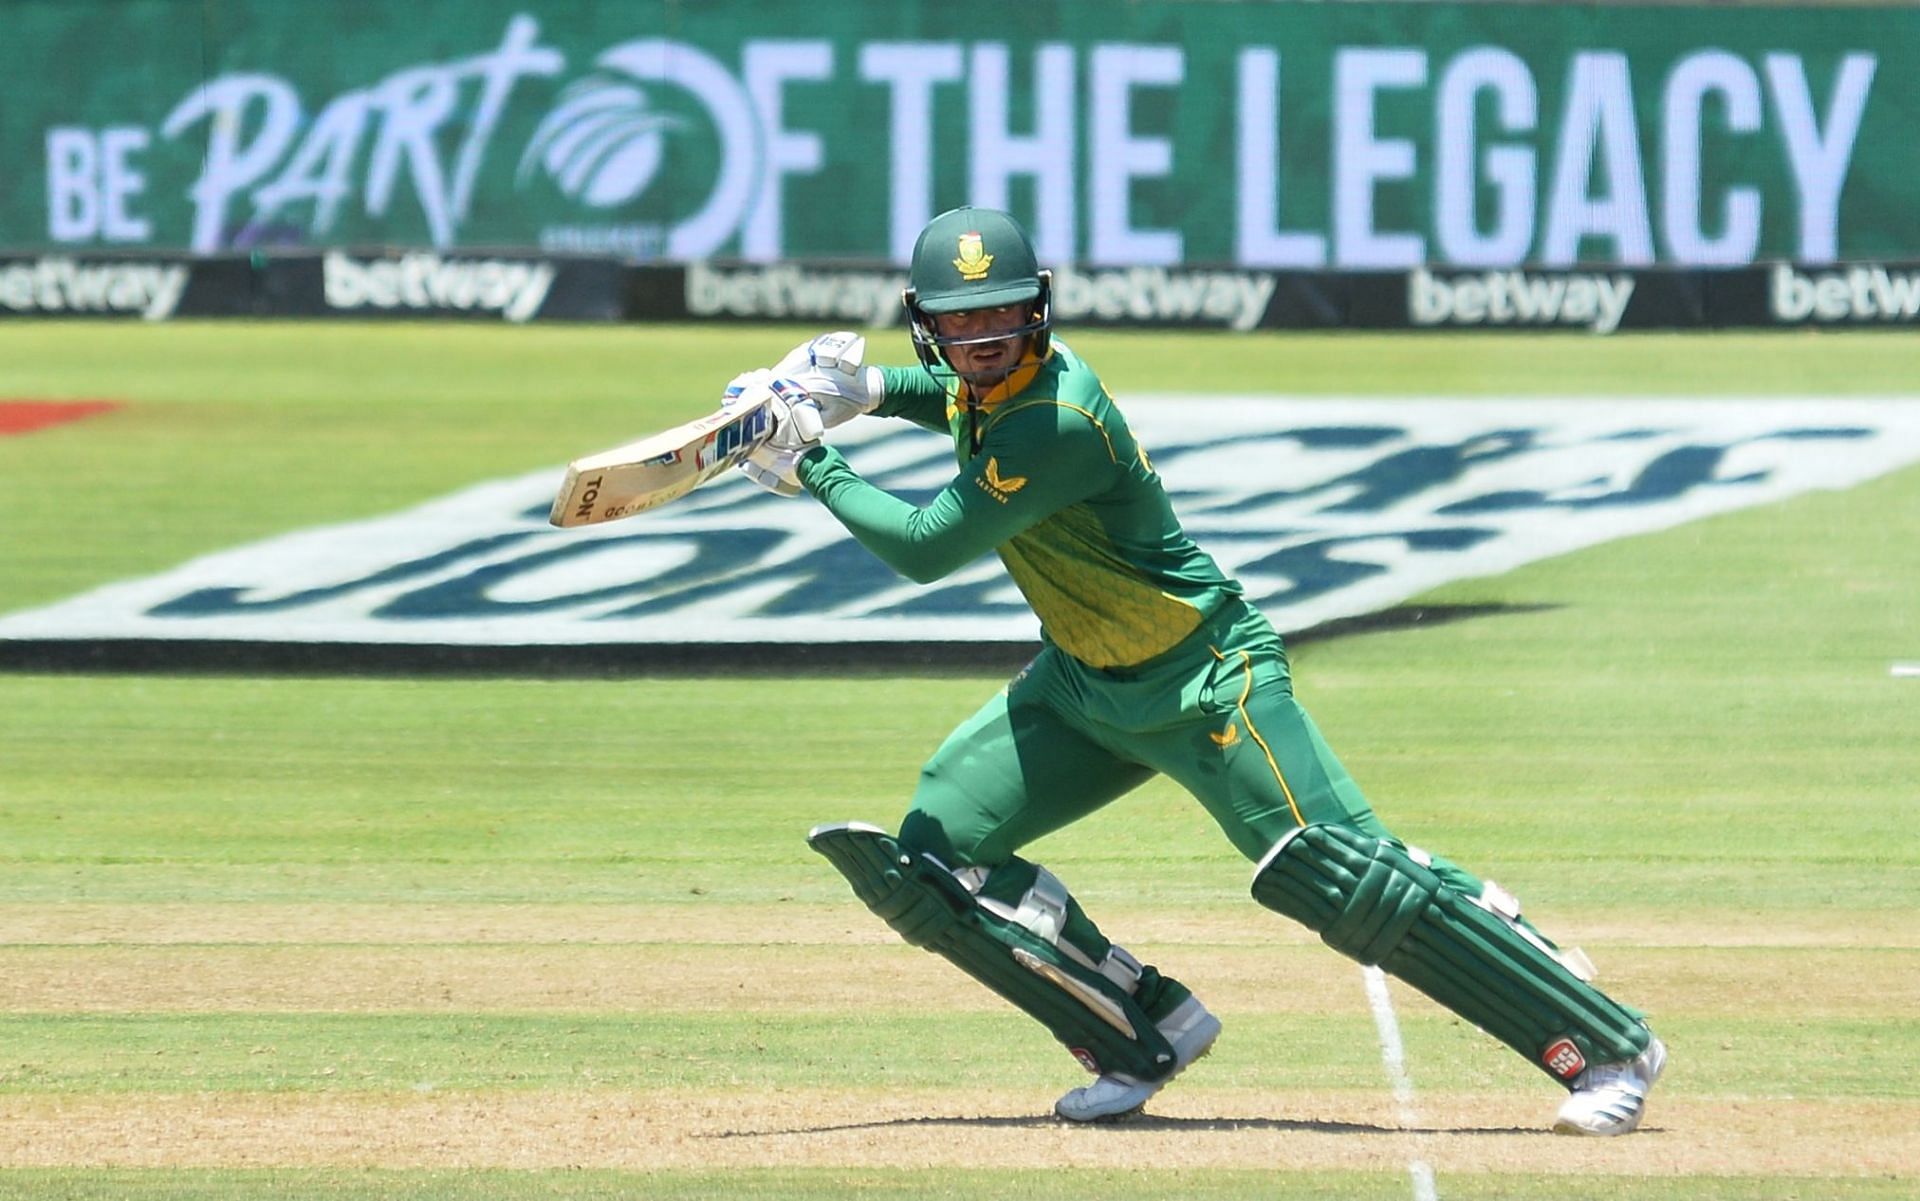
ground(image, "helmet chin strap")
xmin=952 ymin=349 xmax=1032 ymax=455
xmin=952 ymin=373 xmax=994 ymax=456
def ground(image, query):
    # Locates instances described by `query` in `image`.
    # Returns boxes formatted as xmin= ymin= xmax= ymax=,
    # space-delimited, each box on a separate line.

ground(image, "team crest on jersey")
xmin=954 ymin=232 xmax=993 ymax=281
xmin=976 ymin=456 xmax=1027 ymax=503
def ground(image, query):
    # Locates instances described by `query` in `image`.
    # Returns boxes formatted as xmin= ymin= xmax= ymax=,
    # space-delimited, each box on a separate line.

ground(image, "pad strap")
xmin=810 ymin=821 xmax=1179 ymax=1081
xmin=1252 ymin=823 xmax=1649 ymax=1085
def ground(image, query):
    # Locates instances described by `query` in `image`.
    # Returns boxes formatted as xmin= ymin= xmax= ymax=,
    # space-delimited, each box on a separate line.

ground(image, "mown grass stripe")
xmin=0 ymin=1012 xmax=1911 ymax=1098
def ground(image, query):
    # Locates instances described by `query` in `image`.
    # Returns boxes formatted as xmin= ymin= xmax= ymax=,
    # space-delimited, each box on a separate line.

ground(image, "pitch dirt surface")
xmin=5 ymin=1090 xmax=1917 ymax=1177
xmin=4 ymin=903 xmax=1916 ymax=1183
xmin=3 ymin=931 xmax=1915 ymax=1019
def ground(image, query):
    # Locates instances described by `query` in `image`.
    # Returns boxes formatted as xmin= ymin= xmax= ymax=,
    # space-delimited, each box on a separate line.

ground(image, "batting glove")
xmin=772 ymin=331 xmax=884 ymax=429
xmin=720 ymin=368 xmax=775 ymax=411
xmin=739 ymin=378 xmax=825 ymax=497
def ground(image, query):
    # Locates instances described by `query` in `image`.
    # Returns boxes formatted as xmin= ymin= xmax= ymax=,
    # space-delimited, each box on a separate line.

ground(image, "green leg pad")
xmin=809 ymin=822 xmax=1178 ymax=1082
xmin=1251 ymin=823 xmax=1649 ymax=1085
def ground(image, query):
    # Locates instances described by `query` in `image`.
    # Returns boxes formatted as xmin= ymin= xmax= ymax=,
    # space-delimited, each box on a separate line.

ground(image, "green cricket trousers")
xmin=899 ymin=595 xmax=1482 ymax=898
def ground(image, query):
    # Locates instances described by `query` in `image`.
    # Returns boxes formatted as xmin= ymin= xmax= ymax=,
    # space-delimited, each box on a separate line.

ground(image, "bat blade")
xmin=548 ymin=395 xmax=775 ymax=528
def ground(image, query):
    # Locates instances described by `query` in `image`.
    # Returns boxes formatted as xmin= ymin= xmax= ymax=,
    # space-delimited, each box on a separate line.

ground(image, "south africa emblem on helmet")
xmin=953 ymin=232 xmax=994 ymax=281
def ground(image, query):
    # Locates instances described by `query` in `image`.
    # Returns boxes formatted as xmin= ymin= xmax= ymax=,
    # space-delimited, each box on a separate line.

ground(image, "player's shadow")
xmin=703 ymin=1113 xmax=1546 ymax=1138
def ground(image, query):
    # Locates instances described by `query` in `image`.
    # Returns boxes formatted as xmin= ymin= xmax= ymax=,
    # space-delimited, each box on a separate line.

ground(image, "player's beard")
xmin=950 ymin=333 xmax=1033 ymax=398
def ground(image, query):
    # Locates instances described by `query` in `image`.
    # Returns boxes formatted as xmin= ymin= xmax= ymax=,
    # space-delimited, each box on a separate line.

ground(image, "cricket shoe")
xmin=1053 ymin=995 xmax=1221 ymax=1122
xmin=1553 ymin=1032 xmax=1668 ymax=1137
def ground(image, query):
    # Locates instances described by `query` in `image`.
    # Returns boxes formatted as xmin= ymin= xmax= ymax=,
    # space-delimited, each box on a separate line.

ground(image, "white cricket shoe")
xmin=1553 ymin=1034 xmax=1668 ymax=1136
xmin=1053 ymin=995 xmax=1221 ymax=1122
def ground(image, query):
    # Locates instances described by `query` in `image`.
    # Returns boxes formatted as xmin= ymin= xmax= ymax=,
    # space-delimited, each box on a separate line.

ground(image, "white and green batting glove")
xmin=772 ymin=331 xmax=884 ymax=429
xmin=739 ymin=377 xmax=825 ymax=498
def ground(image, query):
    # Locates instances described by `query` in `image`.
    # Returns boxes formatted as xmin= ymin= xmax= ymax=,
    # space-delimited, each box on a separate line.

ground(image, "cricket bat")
xmin=547 ymin=393 xmax=776 ymax=527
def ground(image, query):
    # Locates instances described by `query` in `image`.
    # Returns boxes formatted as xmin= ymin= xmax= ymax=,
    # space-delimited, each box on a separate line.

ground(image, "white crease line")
xmin=1364 ymin=965 xmax=1439 ymax=1201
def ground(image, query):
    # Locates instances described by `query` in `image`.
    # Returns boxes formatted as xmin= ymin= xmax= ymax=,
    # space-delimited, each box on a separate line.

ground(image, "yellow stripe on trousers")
xmin=1214 ymin=647 xmax=1306 ymax=828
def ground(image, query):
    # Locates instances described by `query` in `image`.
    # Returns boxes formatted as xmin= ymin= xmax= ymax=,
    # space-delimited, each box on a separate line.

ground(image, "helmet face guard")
xmin=904 ymin=270 xmax=1053 ymax=383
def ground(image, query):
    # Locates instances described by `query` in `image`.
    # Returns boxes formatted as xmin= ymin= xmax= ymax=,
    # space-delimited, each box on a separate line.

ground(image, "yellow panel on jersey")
xmin=1000 ymin=503 xmax=1206 ymax=669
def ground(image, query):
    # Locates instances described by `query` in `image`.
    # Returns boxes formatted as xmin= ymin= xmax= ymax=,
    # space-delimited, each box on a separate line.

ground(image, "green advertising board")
xmin=3 ymin=0 xmax=1913 ymax=267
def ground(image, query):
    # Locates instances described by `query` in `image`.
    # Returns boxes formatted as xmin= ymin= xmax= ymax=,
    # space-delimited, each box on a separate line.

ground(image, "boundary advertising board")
xmin=5 ymin=2 xmax=1915 ymax=271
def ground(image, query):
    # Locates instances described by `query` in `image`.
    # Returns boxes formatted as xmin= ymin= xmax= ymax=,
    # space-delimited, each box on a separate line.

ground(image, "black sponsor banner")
xmin=1389 ymin=267 xmax=1710 ymax=335
xmin=13 ymin=251 xmax=1920 ymax=331
xmin=1374 ymin=261 xmax=1920 ymax=333
xmin=0 ymin=250 xmax=623 ymax=323
xmin=1746 ymin=261 xmax=1920 ymax=327
xmin=652 ymin=260 xmax=1288 ymax=332
xmin=624 ymin=262 xmax=694 ymax=325
xmin=642 ymin=258 xmax=1920 ymax=334
xmin=672 ymin=261 xmax=908 ymax=328
xmin=258 ymin=250 xmax=625 ymax=323
xmin=1397 ymin=262 xmax=1920 ymax=333
xmin=0 ymin=252 xmax=252 ymax=320
xmin=1262 ymin=272 xmax=1359 ymax=329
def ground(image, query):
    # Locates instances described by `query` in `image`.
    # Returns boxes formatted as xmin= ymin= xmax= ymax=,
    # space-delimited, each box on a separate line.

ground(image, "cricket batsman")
xmin=723 ymin=206 xmax=1667 ymax=1135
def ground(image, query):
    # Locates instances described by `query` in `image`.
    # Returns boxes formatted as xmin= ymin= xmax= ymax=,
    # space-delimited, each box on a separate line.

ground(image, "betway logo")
xmin=686 ymin=263 xmax=910 ymax=327
xmin=0 ymin=257 xmax=188 ymax=320
xmin=1051 ymin=267 xmax=1276 ymax=332
xmin=1410 ymin=268 xmax=1635 ymax=335
xmin=1771 ymin=264 xmax=1920 ymax=323
xmin=685 ymin=262 xmax=1277 ymax=331
xmin=322 ymin=252 xmax=556 ymax=323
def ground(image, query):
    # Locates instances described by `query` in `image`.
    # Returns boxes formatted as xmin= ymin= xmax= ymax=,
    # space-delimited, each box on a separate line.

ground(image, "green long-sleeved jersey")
xmin=794 ymin=341 xmax=1242 ymax=670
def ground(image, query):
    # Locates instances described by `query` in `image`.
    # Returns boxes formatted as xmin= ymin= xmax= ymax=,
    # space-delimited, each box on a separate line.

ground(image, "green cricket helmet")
xmin=903 ymin=206 xmax=1053 ymax=374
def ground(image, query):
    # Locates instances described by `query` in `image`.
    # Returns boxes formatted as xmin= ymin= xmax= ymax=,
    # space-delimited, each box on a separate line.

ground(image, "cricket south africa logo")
xmin=1209 ymin=723 xmax=1241 ymax=749
xmin=519 ymin=76 xmax=686 ymax=208
xmin=10 ymin=399 xmax=1920 ymax=651
xmin=954 ymin=233 xmax=993 ymax=280
xmin=519 ymin=37 xmax=764 ymax=258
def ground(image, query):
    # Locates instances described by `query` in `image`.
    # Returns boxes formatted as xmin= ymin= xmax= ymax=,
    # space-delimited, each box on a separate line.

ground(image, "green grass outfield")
xmin=1 ymin=323 xmax=1917 ymax=1199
